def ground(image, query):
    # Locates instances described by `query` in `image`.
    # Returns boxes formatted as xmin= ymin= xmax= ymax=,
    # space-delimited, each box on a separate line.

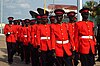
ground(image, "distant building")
xmin=0 ymin=23 xmax=5 ymax=28
xmin=0 ymin=23 xmax=5 ymax=34
xmin=48 ymin=4 xmax=77 ymax=13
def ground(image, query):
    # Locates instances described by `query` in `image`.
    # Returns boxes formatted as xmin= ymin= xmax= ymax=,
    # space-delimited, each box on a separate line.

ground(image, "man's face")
xmin=14 ymin=22 xmax=17 ymax=25
xmin=9 ymin=20 xmax=13 ymax=24
xmin=37 ymin=18 xmax=42 ymax=23
xmin=25 ymin=22 xmax=29 ymax=26
xmin=21 ymin=22 xmax=24 ymax=26
xmin=81 ymin=12 xmax=89 ymax=20
xmin=30 ymin=22 xmax=35 ymax=25
xmin=68 ymin=15 xmax=75 ymax=22
xmin=18 ymin=22 xmax=20 ymax=25
xmin=42 ymin=18 xmax=48 ymax=24
xmin=56 ymin=15 xmax=63 ymax=23
xmin=50 ymin=18 xmax=55 ymax=23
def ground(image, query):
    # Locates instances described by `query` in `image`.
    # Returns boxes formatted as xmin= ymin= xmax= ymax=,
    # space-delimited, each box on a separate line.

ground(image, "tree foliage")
xmin=83 ymin=1 xmax=98 ymax=17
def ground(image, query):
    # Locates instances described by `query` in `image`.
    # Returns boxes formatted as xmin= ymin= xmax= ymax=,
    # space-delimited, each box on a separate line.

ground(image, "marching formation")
xmin=4 ymin=8 xmax=97 ymax=66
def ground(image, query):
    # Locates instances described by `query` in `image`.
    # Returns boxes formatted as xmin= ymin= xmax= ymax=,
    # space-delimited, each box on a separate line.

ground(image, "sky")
xmin=0 ymin=0 xmax=99 ymax=23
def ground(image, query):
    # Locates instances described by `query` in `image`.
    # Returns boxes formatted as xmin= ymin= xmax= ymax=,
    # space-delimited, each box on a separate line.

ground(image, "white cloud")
xmin=6 ymin=5 xmax=16 ymax=9
xmin=4 ymin=0 xmax=31 ymax=9
xmin=13 ymin=11 xmax=22 ymax=15
xmin=4 ymin=0 xmax=10 ymax=2
xmin=16 ymin=0 xmax=26 ymax=3
xmin=19 ymin=3 xmax=31 ymax=8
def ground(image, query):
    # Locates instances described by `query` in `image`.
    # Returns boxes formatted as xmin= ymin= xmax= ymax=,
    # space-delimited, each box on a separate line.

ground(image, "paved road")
xmin=0 ymin=35 xmax=100 ymax=66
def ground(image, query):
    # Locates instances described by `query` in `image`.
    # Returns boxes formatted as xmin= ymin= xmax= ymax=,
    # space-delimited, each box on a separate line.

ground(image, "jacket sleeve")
xmin=67 ymin=24 xmax=75 ymax=51
xmin=4 ymin=25 xmax=8 ymax=35
xmin=20 ymin=28 xmax=24 ymax=42
xmin=31 ymin=26 xmax=35 ymax=44
xmin=36 ymin=26 xmax=41 ymax=46
xmin=74 ymin=23 xmax=79 ymax=52
xmin=17 ymin=26 xmax=21 ymax=40
xmin=92 ymin=22 xmax=96 ymax=45
xmin=28 ymin=27 xmax=31 ymax=43
xmin=13 ymin=26 xmax=17 ymax=40
xmin=51 ymin=26 xmax=56 ymax=50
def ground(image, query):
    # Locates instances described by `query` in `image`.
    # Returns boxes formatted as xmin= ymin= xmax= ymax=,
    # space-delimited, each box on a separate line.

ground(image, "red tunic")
xmin=51 ymin=23 xmax=73 ymax=57
xmin=20 ymin=26 xmax=31 ymax=46
xmin=74 ymin=21 xmax=96 ymax=54
xmin=17 ymin=25 xmax=21 ymax=41
xmin=37 ymin=24 xmax=51 ymax=51
xmin=67 ymin=22 xmax=75 ymax=51
xmin=31 ymin=24 xmax=37 ymax=48
xmin=13 ymin=25 xmax=21 ymax=41
xmin=4 ymin=24 xmax=16 ymax=43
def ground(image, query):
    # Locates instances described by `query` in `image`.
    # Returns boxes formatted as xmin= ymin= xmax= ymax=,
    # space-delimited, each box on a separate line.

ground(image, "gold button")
xmin=73 ymin=31 xmax=74 ymax=32
xmin=73 ymin=27 xmax=74 ymax=28
xmin=88 ymin=30 xmax=90 ymax=32
xmin=61 ymin=29 xmax=63 ymax=30
xmin=88 ymin=26 xmax=89 ymax=28
xmin=62 ymin=33 xmax=63 ymax=35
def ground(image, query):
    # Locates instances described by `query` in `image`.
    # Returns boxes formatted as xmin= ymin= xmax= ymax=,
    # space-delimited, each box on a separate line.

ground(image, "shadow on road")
xmin=0 ymin=48 xmax=7 ymax=54
xmin=0 ymin=48 xmax=31 ymax=66
xmin=0 ymin=54 xmax=8 ymax=63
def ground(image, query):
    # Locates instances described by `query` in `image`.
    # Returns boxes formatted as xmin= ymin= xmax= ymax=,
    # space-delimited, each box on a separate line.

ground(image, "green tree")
xmin=83 ymin=1 xmax=99 ymax=25
xmin=95 ymin=4 xmax=100 ymax=24
xmin=83 ymin=1 xmax=98 ymax=17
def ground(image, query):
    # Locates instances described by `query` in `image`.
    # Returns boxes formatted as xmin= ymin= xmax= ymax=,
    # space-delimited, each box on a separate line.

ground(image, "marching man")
xmin=74 ymin=8 xmax=96 ymax=66
xmin=51 ymin=9 xmax=74 ymax=66
xmin=4 ymin=17 xmax=16 ymax=64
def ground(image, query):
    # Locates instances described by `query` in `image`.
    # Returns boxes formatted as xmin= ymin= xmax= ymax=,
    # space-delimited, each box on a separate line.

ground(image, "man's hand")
xmin=6 ymin=32 xmax=11 ymax=36
xmin=72 ymin=51 xmax=76 ymax=59
xmin=37 ymin=45 xmax=41 ymax=52
xmin=51 ymin=49 xmax=56 ymax=58
xmin=37 ymin=45 xmax=40 ymax=49
xmin=28 ymin=43 xmax=33 ymax=48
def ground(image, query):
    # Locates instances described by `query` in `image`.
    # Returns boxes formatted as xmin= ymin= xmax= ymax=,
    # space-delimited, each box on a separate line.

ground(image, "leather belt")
xmin=81 ymin=36 xmax=93 ymax=39
xmin=56 ymin=40 xmax=69 ymax=44
xmin=41 ymin=37 xmax=50 ymax=40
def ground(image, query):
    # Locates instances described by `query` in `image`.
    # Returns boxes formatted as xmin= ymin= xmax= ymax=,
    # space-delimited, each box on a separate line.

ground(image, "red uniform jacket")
xmin=4 ymin=24 xmax=16 ymax=43
xmin=67 ymin=22 xmax=75 ymax=51
xmin=37 ymin=24 xmax=51 ymax=51
xmin=18 ymin=26 xmax=24 ymax=42
xmin=13 ymin=25 xmax=20 ymax=41
xmin=31 ymin=24 xmax=37 ymax=48
xmin=74 ymin=21 xmax=96 ymax=54
xmin=20 ymin=26 xmax=31 ymax=46
xmin=51 ymin=23 xmax=73 ymax=57
xmin=17 ymin=25 xmax=21 ymax=41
